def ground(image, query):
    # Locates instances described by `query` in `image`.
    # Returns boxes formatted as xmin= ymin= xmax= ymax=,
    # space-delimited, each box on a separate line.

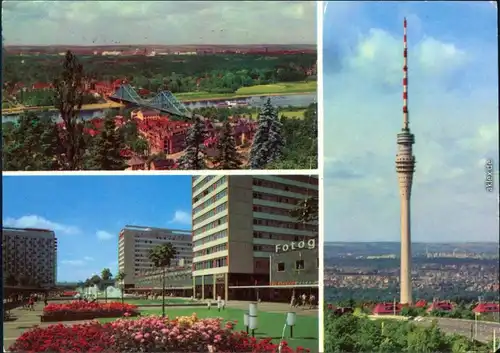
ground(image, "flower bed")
xmin=41 ymin=301 xmax=139 ymax=322
xmin=11 ymin=314 xmax=311 ymax=353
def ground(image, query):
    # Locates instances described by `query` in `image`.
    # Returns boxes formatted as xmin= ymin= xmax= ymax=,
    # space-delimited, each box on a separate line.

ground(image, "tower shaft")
xmin=396 ymin=17 xmax=416 ymax=305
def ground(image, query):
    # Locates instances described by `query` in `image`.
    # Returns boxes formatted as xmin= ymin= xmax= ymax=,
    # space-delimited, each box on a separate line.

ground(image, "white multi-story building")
xmin=191 ymin=175 xmax=318 ymax=300
xmin=2 ymin=227 xmax=58 ymax=287
xmin=118 ymin=225 xmax=192 ymax=287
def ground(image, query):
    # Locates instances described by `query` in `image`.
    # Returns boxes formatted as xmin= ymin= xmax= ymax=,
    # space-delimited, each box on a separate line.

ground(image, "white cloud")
xmin=3 ymin=215 xmax=80 ymax=235
xmin=96 ymin=230 xmax=114 ymax=241
xmin=61 ymin=260 xmax=85 ymax=266
xmin=2 ymin=1 xmax=316 ymax=45
xmin=83 ymin=256 xmax=94 ymax=261
xmin=324 ymin=20 xmax=498 ymax=242
xmin=169 ymin=210 xmax=191 ymax=226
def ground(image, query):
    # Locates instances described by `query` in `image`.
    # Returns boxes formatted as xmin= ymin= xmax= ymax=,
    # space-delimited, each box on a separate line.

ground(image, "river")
xmin=2 ymin=93 xmax=316 ymax=123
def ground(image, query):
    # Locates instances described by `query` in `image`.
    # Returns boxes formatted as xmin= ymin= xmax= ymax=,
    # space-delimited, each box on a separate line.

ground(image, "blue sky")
xmin=323 ymin=2 xmax=498 ymax=242
xmin=3 ymin=176 xmax=192 ymax=282
xmin=2 ymin=1 xmax=315 ymax=45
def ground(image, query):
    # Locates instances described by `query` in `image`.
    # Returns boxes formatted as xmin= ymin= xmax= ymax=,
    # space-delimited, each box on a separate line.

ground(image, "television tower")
xmin=396 ymin=17 xmax=416 ymax=305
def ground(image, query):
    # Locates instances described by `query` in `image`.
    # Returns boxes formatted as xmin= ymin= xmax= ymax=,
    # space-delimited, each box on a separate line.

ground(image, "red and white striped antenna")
xmin=403 ymin=17 xmax=409 ymax=130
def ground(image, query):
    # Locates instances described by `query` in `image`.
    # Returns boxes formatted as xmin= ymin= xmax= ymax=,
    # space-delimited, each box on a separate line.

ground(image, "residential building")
xmin=191 ymin=175 xmax=318 ymax=300
xmin=2 ymin=227 xmax=58 ymax=287
xmin=118 ymin=225 xmax=192 ymax=287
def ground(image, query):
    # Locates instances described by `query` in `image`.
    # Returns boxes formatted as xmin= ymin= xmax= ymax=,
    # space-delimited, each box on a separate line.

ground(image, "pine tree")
xmin=178 ymin=117 xmax=207 ymax=170
xmin=3 ymin=113 xmax=63 ymax=171
xmin=213 ymin=120 xmax=242 ymax=169
xmin=84 ymin=117 xmax=127 ymax=170
xmin=249 ymin=98 xmax=285 ymax=169
xmin=53 ymin=50 xmax=86 ymax=170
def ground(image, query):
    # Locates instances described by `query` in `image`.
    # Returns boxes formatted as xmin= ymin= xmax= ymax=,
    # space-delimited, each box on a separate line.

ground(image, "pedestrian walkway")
xmin=227 ymin=300 xmax=318 ymax=316
xmin=3 ymin=303 xmax=91 ymax=349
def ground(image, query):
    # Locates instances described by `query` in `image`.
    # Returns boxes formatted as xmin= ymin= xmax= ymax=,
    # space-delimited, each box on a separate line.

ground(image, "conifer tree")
xmin=178 ymin=117 xmax=207 ymax=170
xmin=249 ymin=98 xmax=285 ymax=169
xmin=213 ymin=120 xmax=242 ymax=169
xmin=53 ymin=50 xmax=86 ymax=170
xmin=84 ymin=117 xmax=127 ymax=170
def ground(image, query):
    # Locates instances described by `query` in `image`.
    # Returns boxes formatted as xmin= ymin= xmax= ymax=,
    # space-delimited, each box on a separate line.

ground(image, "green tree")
xmin=213 ymin=120 xmax=242 ymax=169
xmin=53 ymin=50 xmax=86 ymax=170
xmin=3 ymin=113 xmax=63 ymax=171
xmin=84 ymin=117 xmax=127 ymax=170
xmin=148 ymin=243 xmax=178 ymax=317
xmin=90 ymin=274 xmax=102 ymax=300
xmin=249 ymin=99 xmax=285 ymax=169
xmin=178 ymin=117 xmax=207 ymax=170
xmin=290 ymin=196 xmax=319 ymax=224
xmin=115 ymin=271 xmax=127 ymax=305
xmin=100 ymin=268 xmax=113 ymax=302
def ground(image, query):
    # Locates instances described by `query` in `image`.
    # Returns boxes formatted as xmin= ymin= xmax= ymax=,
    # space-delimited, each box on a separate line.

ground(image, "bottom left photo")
xmin=2 ymin=174 xmax=320 ymax=353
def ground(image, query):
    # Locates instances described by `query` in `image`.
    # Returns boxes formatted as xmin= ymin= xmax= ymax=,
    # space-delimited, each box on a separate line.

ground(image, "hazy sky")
xmin=3 ymin=176 xmax=192 ymax=282
xmin=2 ymin=1 xmax=316 ymax=46
xmin=323 ymin=2 xmax=499 ymax=242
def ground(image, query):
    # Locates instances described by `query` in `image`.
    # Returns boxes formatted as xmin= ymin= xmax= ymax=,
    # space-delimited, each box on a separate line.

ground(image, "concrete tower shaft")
xmin=397 ymin=17 xmax=415 ymax=306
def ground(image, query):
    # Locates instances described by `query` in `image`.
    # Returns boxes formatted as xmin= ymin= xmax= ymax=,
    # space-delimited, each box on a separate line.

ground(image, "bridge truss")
xmin=110 ymin=84 xmax=192 ymax=118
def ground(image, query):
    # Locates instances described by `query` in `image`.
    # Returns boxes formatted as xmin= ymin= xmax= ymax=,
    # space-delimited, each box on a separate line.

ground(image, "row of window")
xmin=193 ymin=230 xmax=228 ymax=247
xmin=193 ymin=177 xmax=227 ymax=202
xmin=253 ymin=218 xmax=317 ymax=232
xmin=253 ymin=178 xmax=317 ymax=196
xmin=279 ymin=175 xmax=319 ymax=185
xmin=253 ymin=192 xmax=304 ymax=206
xmin=193 ymin=215 xmax=228 ymax=236
xmin=276 ymin=258 xmax=319 ymax=271
xmin=194 ymin=243 xmax=228 ymax=257
xmin=254 ymin=231 xmax=314 ymax=242
xmin=253 ymin=205 xmax=294 ymax=217
xmin=253 ymin=244 xmax=275 ymax=252
xmin=193 ymin=189 xmax=228 ymax=215
xmin=193 ymin=202 xmax=228 ymax=226
xmin=194 ymin=256 xmax=228 ymax=270
xmin=192 ymin=176 xmax=215 ymax=193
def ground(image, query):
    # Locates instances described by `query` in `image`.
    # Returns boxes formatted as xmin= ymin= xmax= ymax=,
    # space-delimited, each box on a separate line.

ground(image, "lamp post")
xmin=249 ymin=302 xmax=258 ymax=337
xmin=286 ymin=312 xmax=297 ymax=338
xmin=244 ymin=312 xmax=249 ymax=334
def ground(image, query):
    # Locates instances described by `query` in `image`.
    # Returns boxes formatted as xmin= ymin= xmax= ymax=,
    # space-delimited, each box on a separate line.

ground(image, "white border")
xmin=317 ymin=1 xmax=325 ymax=352
xmin=1 ymin=169 xmax=319 ymax=177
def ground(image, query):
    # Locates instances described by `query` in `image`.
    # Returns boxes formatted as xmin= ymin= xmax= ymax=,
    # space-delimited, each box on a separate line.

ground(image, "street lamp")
xmin=244 ymin=312 xmax=249 ymax=334
xmin=249 ymin=303 xmax=258 ymax=337
xmin=286 ymin=312 xmax=297 ymax=338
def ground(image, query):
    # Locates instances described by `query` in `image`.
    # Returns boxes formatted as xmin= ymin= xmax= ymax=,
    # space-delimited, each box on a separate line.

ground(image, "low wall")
xmin=40 ymin=311 xmax=140 ymax=322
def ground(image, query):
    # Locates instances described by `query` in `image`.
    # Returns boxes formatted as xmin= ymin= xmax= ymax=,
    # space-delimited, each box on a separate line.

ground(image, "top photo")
xmin=2 ymin=1 xmax=317 ymax=172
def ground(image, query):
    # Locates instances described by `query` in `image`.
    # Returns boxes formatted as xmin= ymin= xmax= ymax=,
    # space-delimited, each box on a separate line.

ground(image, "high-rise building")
xmin=191 ymin=175 xmax=318 ymax=300
xmin=118 ymin=225 xmax=192 ymax=287
xmin=396 ymin=18 xmax=416 ymax=305
xmin=2 ymin=227 xmax=58 ymax=287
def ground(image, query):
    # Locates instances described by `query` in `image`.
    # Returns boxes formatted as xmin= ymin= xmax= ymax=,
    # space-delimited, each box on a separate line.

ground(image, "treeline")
xmin=324 ymin=312 xmax=490 ymax=353
xmin=3 ymin=53 xmax=316 ymax=94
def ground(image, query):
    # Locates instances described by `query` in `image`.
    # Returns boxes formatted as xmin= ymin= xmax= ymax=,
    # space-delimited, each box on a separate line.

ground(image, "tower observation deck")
xmin=396 ymin=18 xmax=416 ymax=305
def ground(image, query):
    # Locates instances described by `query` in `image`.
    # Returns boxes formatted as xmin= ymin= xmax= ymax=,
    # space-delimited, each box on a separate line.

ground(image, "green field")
xmin=250 ymin=109 xmax=306 ymax=120
xmin=176 ymin=81 xmax=317 ymax=101
xmin=120 ymin=298 xmax=193 ymax=305
xmin=100 ymin=307 xmax=318 ymax=352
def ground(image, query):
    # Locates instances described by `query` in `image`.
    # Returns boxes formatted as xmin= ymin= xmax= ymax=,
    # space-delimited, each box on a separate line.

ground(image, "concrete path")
xmin=3 ymin=303 xmax=92 ymax=349
xmin=226 ymin=301 xmax=318 ymax=317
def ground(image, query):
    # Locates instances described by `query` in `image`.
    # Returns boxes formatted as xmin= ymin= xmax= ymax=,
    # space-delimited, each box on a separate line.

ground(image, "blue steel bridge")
xmin=109 ymin=84 xmax=192 ymax=118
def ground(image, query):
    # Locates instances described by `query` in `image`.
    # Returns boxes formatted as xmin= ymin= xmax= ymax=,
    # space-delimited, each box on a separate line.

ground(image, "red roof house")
xmin=414 ymin=299 xmax=427 ymax=308
xmin=426 ymin=301 xmax=454 ymax=313
xmin=373 ymin=302 xmax=402 ymax=315
xmin=473 ymin=303 xmax=500 ymax=314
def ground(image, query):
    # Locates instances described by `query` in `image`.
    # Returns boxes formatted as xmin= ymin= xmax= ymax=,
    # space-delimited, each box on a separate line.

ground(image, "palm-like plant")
xmin=115 ymin=271 xmax=126 ymax=304
xmin=148 ymin=243 xmax=177 ymax=317
xmin=101 ymin=268 xmax=113 ymax=302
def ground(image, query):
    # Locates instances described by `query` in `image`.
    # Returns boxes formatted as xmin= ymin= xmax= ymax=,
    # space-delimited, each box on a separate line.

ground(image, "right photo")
xmin=323 ymin=2 xmax=499 ymax=353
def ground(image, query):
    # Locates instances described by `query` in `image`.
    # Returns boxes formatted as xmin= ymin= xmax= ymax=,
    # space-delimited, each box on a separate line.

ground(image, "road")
xmin=2 ymin=101 xmax=124 ymax=115
xmin=415 ymin=317 xmax=500 ymax=343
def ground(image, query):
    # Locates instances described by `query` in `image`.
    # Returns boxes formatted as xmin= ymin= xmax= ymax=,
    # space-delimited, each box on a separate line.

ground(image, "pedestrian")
xmin=217 ymin=295 xmax=222 ymax=312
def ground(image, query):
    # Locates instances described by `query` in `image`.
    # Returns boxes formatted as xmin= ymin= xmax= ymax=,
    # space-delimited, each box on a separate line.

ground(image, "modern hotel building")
xmin=191 ymin=175 xmax=318 ymax=300
xmin=118 ymin=225 xmax=192 ymax=287
xmin=2 ymin=227 xmax=58 ymax=287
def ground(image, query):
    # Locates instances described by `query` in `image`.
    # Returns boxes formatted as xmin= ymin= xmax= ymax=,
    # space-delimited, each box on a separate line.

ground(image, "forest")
xmin=324 ymin=312 xmax=491 ymax=353
xmin=3 ymin=53 xmax=317 ymax=95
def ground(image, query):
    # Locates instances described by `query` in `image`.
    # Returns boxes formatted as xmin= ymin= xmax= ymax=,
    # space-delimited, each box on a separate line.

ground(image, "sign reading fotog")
xmin=275 ymin=239 xmax=316 ymax=253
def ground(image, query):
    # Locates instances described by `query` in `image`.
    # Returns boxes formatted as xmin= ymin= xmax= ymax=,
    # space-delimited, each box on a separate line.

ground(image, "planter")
xmin=40 ymin=310 xmax=140 ymax=322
